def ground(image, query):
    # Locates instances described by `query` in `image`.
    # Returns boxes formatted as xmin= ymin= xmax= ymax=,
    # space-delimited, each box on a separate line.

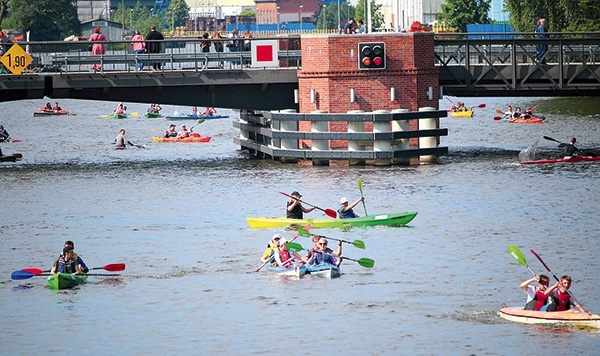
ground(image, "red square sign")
xmin=256 ymin=45 xmax=273 ymax=62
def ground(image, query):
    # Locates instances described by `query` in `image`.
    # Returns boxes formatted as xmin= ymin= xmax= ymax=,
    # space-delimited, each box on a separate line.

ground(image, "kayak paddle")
xmin=11 ymin=271 xmax=122 ymax=280
xmin=297 ymin=228 xmax=365 ymax=249
xmin=189 ymin=118 xmax=206 ymax=131
xmin=476 ymin=103 xmax=486 ymax=108
xmin=278 ymin=191 xmax=337 ymax=218
xmin=342 ymin=256 xmax=374 ymax=268
xmin=253 ymin=224 xmax=311 ymax=272
xmin=543 ymin=136 xmax=563 ymax=145
xmin=282 ymin=241 xmax=373 ymax=268
xmin=357 ymin=177 xmax=367 ymax=216
xmin=530 ymin=249 xmax=591 ymax=315
xmin=127 ymin=141 xmax=147 ymax=149
xmin=493 ymin=116 xmax=503 ymax=121
xmin=21 ymin=263 xmax=126 ymax=276
xmin=507 ymin=245 xmax=536 ymax=276
xmin=130 ymin=112 xmax=139 ymax=117
xmin=495 ymin=108 xmax=504 ymax=114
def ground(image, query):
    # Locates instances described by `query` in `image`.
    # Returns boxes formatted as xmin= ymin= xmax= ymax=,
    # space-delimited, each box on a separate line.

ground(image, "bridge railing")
xmin=0 ymin=35 xmax=302 ymax=74
xmin=434 ymin=32 xmax=600 ymax=95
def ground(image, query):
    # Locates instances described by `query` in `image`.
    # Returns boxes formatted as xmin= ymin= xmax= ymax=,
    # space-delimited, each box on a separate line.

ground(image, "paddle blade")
xmin=477 ymin=103 xmax=487 ymax=108
xmin=357 ymin=177 xmax=363 ymax=192
xmin=197 ymin=118 xmax=206 ymax=125
xmin=324 ymin=209 xmax=337 ymax=219
xmin=493 ymin=116 xmax=502 ymax=121
xmin=130 ymin=112 xmax=139 ymax=117
xmin=357 ymin=258 xmax=374 ymax=268
xmin=286 ymin=242 xmax=304 ymax=253
xmin=297 ymin=228 xmax=311 ymax=237
xmin=97 ymin=263 xmax=126 ymax=272
xmin=11 ymin=270 xmax=35 ymax=280
xmin=352 ymin=240 xmax=366 ymax=249
xmin=529 ymin=105 xmax=537 ymax=112
xmin=495 ymin=108 xmax=503 ymax=114
xmin=543 ymin=136 xmax=562 ymax=144
xmin=507 ymin=245 xmax=528 ymax=267
xmin=21 ymin=268 xmax=45 ymax=275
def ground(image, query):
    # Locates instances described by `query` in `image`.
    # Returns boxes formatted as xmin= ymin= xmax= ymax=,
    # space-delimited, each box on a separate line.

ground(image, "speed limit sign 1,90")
xmin=1 ymin=44 xmax=33 ymax=75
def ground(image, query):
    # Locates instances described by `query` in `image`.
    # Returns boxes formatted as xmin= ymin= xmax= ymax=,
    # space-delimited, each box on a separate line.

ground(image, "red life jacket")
xmin=533 ymin=288 xmax=548 ymax=311
xmin=279 ymin=249 xmax=292 ymax=265
xmin=555 ymin=290 xmax=571 ymax=311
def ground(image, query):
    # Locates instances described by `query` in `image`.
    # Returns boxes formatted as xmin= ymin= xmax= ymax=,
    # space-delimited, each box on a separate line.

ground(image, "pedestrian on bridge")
xmin=89 ymin=27 xmax=106 ymax=72
xmin=145 ymin=25 xmax=164 ymax=71
xmin=131 ymin=30 xmax=146 ymax=71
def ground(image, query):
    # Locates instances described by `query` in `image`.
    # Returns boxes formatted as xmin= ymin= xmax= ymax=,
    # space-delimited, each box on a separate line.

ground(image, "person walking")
xmin=145 ymin=25 xmax=164 ymax=71
xmin=533 ymin=18 xmax=548 ymax=64
xmin=89 ymin=26 xmax=106 ymax=72
xmin=131 ymin=30 xmax=146 ymax=71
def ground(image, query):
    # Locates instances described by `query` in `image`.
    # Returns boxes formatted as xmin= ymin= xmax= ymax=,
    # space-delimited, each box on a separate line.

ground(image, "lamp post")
xmin=277 ymin=6 xmax=280 ymax=33
xmin=121 ymin=0 xmax=125 ymax=39
xmin=323 ymin=5 xmax=326 ymax=32
xmin=130 ymin=8 xmax=133 ymax=29
xmin=299 ymin=5 xmax=303 ymax=32
xmin=256 ymin=7 xmax=259 ymax=32
xmin=337 ymin=0 xmax=341 ymax=34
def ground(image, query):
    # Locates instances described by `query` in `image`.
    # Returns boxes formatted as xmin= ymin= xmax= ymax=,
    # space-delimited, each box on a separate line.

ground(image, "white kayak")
xmin=499 ymin=307 xmax=600 ymax=329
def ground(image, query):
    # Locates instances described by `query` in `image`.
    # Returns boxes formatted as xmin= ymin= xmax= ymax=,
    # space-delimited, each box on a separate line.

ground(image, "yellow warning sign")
xmin=0 ymin=44 xmax=33 ymax=75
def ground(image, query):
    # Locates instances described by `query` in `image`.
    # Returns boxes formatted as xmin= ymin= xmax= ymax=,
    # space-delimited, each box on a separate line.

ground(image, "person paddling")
xmin=0 ymin=125 xmax=9 ymax=142
xmin=115 ymin=129 xmax=127 ymax=149
xmin=545 ymin=275 xmax=586 ymax=313
xmin=286 ymin=191 xmax=317 ymax=219
xmin=564 ymin=138 xmax=580 ymax=157
xmin=337 ymin=196 xmax=364 ymax=219
xmin=520 ymin=274 xmax=551 ymax=311
xmin=50 ymin=246 xmax=84 ymax=274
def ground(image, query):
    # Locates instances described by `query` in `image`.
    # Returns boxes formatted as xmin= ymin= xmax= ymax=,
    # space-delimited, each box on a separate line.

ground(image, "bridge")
xmin=1 ymin=33 xmax=600 ymax=109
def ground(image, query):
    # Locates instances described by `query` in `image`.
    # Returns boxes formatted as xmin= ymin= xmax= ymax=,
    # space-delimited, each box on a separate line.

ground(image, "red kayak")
xmin=509 ymin=116 xmax=545 ymax=124
xmin=521 ymin=156 xmax=600 ymax=165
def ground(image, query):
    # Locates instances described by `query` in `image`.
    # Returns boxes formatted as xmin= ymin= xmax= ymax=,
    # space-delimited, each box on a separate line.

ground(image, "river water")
xmin=1 ymin=97 xmax=599 ymax=354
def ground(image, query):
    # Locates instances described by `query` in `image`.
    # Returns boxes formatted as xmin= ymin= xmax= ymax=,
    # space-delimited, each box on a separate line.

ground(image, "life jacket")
xmin=286 ymin=202 xmax=303 ymax=219
xmin=279 ymin=249 xmax=292 ymax=265
xmin=314 ymin=252 xmax=336 ymax=265
xmin=533 ymin=288 xmax=549 ymax=311
xmin=57 ymin=256 xmax=77 ymax=273
xmin=555 ymin=290 xmax=571 ymax=311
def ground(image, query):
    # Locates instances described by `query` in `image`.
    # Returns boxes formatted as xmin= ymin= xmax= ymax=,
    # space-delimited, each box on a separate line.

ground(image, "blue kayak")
xmin=306 ymin=263 xmax=340 ymax=278
xmin=165 ymin=114 xmax=229 ymax=120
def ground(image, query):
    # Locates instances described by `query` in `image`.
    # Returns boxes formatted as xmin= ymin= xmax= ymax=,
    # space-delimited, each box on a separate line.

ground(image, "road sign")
xmin=0 ymin=44 xmax=33 ymax=75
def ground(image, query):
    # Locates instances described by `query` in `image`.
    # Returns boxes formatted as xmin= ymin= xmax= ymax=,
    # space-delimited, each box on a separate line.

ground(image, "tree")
xmin=8 ymin=0 xmax=80 ymax=41
xmin=504 ymin=0 xmax=600 ymax=33
xmin=316 ymin=2 xmax=356 ymax=32
xmin=354 ymin=0 xmax=384 ymax=30
xmin=166 ymin=0 xmax=190 ymax=29
xmin=439 ymin=0 xmax=491 ymax=32
xmin=0 ymin=0 xmax=10 ymax=28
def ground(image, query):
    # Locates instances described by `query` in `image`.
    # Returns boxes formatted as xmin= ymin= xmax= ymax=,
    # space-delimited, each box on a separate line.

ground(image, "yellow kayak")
xmin=449 ymin=110 xmax=474 ymax=118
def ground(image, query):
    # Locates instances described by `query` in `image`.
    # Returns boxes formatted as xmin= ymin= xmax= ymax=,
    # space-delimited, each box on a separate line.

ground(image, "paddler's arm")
xmin=333 ymin=239 xmax=342 ymax=257
xmin=520 ymin=276 xmax=537 ymax=291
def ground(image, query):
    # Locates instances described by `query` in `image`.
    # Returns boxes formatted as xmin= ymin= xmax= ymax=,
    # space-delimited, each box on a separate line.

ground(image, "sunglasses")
xmin=318 ymin=242 xmax=328 ymax=246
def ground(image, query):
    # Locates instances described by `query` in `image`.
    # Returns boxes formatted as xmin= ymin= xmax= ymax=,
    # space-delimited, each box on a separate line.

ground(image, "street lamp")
xmin=277 ymin=6 xmax=280 ymax=33
xmin=323 ymin=5 xmax=326 ymax=32
xmin=299 ymin=5 xmax=303 ymax=32
xmin=337 ymin=0 xmax=341 ymax=34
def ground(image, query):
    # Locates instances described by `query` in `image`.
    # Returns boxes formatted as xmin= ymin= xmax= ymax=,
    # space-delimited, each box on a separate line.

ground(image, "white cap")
xmin=340 ymin=197 xmax=348 ymax=204
xmin=272 ymin=233 xmax=282 ymax=241
xmin=278 ymin=238 xmax=288 ymax=247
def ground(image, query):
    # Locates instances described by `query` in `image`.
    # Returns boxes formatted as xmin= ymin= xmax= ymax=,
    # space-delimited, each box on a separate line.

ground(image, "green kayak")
xmin=246 ymin=211 xmax=418 ymax=229
xmin=47 ymin=273 xmax=88 ymax=290
xmin=144 ymin=112 xmax=162 ymax=118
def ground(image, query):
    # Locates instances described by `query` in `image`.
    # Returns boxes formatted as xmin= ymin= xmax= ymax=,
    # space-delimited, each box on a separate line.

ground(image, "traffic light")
xmin=358 ymin=42 xmax=386 ymax=70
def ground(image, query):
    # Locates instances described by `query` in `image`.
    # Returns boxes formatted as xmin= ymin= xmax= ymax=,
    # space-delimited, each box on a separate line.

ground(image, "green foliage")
xmin=352 ymin=0 xmax=383 ymax=30
xmin=504 ymin=0 xmax=600 ymax=32
xmin=8 ymin=0 xmax=80 ymax=41
xmin=239 ymin=10 xmax=255 ymax=17
xmin=166 ymin=0 xmax=190 ymax=29
xmin=316 ymin=2 xmax=356 ymax=31
xmin=439 ymin=0 xmax=491 ymax=32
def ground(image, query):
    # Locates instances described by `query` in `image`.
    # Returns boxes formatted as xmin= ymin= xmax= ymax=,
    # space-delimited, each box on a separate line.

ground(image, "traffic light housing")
xmin=358 ymin=42 xmax=386 ymax=70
